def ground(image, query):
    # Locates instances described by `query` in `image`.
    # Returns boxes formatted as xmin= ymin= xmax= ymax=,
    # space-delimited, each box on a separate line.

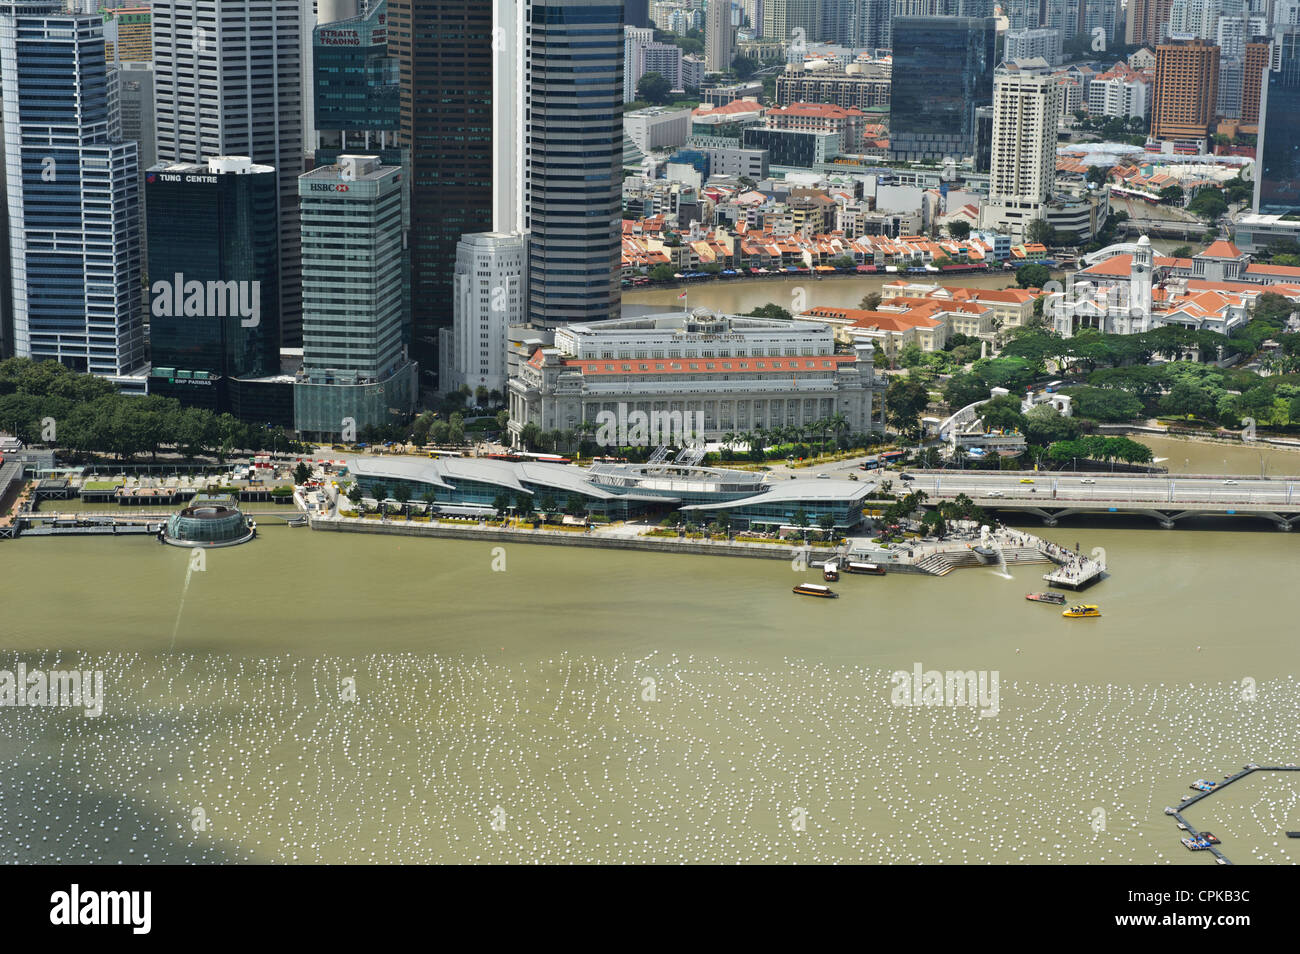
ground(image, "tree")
xmin=493 ymin=493 xmax=511 ymax=518
xmin=942 ymin=373 xmax=989 ymax=410
xmin=947 ymin=220 xmax=971 ymax=240
xmin=636 ymin=71 xmax=671 ymax=105
xmin=293 ymin=462 xmax=311 ymax=485
xmin=1187 ymin=188 xmax=1227 ymax=221
xmin=745 ymin=303 xmax=793 ymax=320
xmin=859 ymin=291 xmax=882 ymax=310
xmin=886 ymin=379 xmax=930 ymax=434
xmin=1159 ymin=380 xmax=1216 ymax=419
xmin=1025 ymin=219 xmax=1056 ymax=247
xmin=1062 ymin=386 xmax=1143 ymax=422
xmin=1016 ymin=263 xmax=1051 ymax=289
xmin=649 ymin=264 xmax=676 ymax=281
xmin=1085 ymin=164 xmax=1109 ymax=186
xmin=1158 ymin=184 xmax=1185 ymax=205
xmin=1170 ymin=245 xmax=1193 ymax=259
xmin=817 ymin=512 xmax=836 ymax=535
xmin=731 ymin=55 xmax=758 ymax=80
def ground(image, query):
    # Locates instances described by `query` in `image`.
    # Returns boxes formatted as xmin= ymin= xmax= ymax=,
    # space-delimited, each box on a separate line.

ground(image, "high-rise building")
xmin=0 ymin=1 xmax=144 ymax=381
xmin=1005 ymin=27 xmax=1064 ymax=65
xmin=314 ymin=0 xmax=400 ymax=160
xmin=1241 ymin=38 xmax=1270 ymax=124
xmin=626 ymin=0 xmax=652 ymax=28
xmin=102 ymin=6 xmax=151 ymax=63
xmin=979 ymin=71 xmax=1061 ymax=239
xmin=115 ymin=61 xmax=156 ymax=172
xmin=388 ymin=0 xmax=494 ymax=389
xmin=447 ymin=233 xmax=527 ymax=397
xmin=295 ymin=155 xmax=417 ymax=438
xmin=1151 ymin=39 xmax=1220 ymax=145
xmin=1126 ymin=0 xmax=1175 ymax=46
xmin=763 ymin=0 xmax=819 ymax=40
xmin=152 ymin=1 xmax=305 ymax=348
xmin=1255 ymin=29 xmax=1300 ymax=214
xmin=145 ymin=157 xmax=280 ymax=416
xmin=706 ymin=0 xmax=735 ymax=72
xmin=888 ymin=16 xmax=996 ymax=162
xmin=444 ymin=0 xmax=529 ymax=396
xmin=525 ymin=0 xmax=624 ymax=329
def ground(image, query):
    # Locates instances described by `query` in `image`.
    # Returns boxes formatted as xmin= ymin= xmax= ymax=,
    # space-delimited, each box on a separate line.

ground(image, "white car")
xmin=1223 ymin=479 xmax=1239 ymax=486
xmin=1079 ymin=478 xmax=1096 ymax=484
xmin=985 ymin=490 xmax=1004 ymax=498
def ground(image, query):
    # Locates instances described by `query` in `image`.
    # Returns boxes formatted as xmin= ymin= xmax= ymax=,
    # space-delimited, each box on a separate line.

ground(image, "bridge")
xmin=898 ymin=471 xmax=1300 ymax=530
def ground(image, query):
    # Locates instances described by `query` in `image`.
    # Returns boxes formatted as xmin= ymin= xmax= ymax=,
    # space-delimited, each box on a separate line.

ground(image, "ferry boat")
xmin=1062 ymin=604 xmax=1100 ymax=618
xmin=822 ymin=561 xmax=840 ymax=582
xmin=1190 ymin=779 xmax=1217 ymax=792
xmin=844 ymin=561 xmax=886 ymax=576
xmin=1025 ymin=592 xmax=1067 ymax=605
xmin=793 ymin=583 xmax=838 ymax=599
xmin=1181 ymin=836 xmax=1212 ymax=851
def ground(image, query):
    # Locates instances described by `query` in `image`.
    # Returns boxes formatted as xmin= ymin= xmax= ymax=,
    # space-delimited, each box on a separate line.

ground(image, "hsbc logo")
xmin=310 ymin=182 xmax=350 ymax=192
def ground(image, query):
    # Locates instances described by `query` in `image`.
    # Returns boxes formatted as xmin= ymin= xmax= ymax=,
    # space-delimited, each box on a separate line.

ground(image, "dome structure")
xmin=162 ymin=495 xmax=255 ymax=548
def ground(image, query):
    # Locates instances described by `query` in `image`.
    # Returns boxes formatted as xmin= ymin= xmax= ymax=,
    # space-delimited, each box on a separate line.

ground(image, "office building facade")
xmin=0 ymin=1 xmax=144 ymax=381
xmin=295 ymin=155 xmax=417 ymax=437
xmin=1255 ymin=29 xmax=1300 ymax=215
xmin=888 ymin=16 xmax=996 ymax=162
xmin=152 ymin=0 xmax=305 ymax=347
xmin=1151 ymin=39 xmax=1220 ymax=145
xmin=145 ymin=157 xmax=280 ymax=415
xmin=525 ymin=0 xmax=624 ymax=329
xmin=388 ymin=0 xmax=493 ymax=387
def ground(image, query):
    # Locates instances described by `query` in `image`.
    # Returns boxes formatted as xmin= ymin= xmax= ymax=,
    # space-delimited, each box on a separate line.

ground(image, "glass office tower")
xmin=145 ymin=157 xmax=280 ymax=415
xmin=0 ymin=1 xmax=144 ymax=381
xmin=525 ymin=0 xmax=624 ymax=328
xmin=888 ymin=15 xmax=996 ymax=162
xmin=1255 ymin=30 xmax=1300 ymax=215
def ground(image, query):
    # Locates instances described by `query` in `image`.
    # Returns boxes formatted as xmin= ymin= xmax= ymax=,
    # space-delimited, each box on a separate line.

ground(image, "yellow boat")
xmin=1062 ymin=604 xmax=1101 ymax=618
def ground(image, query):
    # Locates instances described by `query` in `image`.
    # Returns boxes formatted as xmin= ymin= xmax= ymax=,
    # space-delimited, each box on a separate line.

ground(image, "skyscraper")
xmin=706 ymin=0 xmax=735 ymax=73
xmin=980 ymin=71 xmax=1061 ymax=239
xmin=388 ymin=0 xmax=494 ymax=389
xmin=1126 ymin=0 xmax=1176 ymax=47
xmin=1151 ymin=39 xmax=1220 ymax=145
xmin=525 ymin=0 xmax=624 ymax=329
xmin=763 ymin=0 xmax=819 ymax=40
xmin=145 ymin=157 xmax=280 ymax=415
xmin=888 ymin=16 xmax=996 ymax=162
xmin=1255 ymin=29 xmax=1300 ymax=214
xmin=314 ymin=0 xmax=400 ymax=162
xmin=152 ymin=1 xmax=305 ymax=347
xmin=0 ymin=1 xmax=144 ymax=380
xmin=295 ymin=154 xmax=417 ymax=437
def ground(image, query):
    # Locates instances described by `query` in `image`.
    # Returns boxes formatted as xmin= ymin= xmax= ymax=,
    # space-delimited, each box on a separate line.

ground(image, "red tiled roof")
xmin=559 ymin=355 xmax=854 ymax=375
xmin=1202 ymin=239 xmax=1244 ymax=259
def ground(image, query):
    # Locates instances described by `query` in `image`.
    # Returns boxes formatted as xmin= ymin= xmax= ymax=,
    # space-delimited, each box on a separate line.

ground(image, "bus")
xmin=484 ymin=452 xmax=572 ymax=465
xmin=880 ymin=450 xmax=905 ymax=464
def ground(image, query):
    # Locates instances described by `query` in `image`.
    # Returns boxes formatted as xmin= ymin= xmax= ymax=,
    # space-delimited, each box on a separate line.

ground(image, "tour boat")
xmin=1062 ymin=604 xmax=1101 ymax=618
xmin=822 ymin=561 xmax=840 ymax=582
xmin=793 ymin=583 xmax=838 ymax=598
xmin=1025 ymin=592 xmax=1067 ymax=605
xmin=844 ymin=562 xmax=885 ymax=576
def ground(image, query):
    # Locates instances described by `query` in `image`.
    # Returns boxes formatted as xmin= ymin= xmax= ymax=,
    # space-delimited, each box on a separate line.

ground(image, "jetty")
xmin=1162 ymin=763 xmax=1300 ymax=864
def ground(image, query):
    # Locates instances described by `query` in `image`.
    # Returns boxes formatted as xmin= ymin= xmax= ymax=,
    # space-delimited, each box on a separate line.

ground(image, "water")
xmin=624 ymin=271 xmax=1035 ymax=317
xmin=0 ymin=516 xmax=1296 ymax=864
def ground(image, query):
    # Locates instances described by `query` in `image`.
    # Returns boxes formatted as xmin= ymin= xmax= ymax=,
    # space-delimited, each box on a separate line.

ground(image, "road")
xmin=899 ymin=471 xmax=1300 ymax=506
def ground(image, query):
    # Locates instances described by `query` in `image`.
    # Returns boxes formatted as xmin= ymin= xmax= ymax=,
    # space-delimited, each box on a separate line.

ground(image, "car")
xmin=899 ymin=473 xmax=915 ymax=481
xmin=1079 ymin=478 xmax=1096 ymax=484
xmin=816 ymin=473 xmax=830 ymax=479
xmin=1019 ymin=478 xmax=1035 ymax=484
xmin=986 ymin=490 xmax=1004 ymax=498
xmin=1223 ymin=479 xmax=1238 ymax=485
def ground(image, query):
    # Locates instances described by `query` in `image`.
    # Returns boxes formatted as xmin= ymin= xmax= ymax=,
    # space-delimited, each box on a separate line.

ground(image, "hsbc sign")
xmin=309 ymin=182 xmax=350 ymax=192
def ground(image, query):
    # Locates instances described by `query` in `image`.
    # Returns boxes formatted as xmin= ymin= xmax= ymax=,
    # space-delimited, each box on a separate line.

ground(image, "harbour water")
xmin=1 ymin=512 xmax=1297 ymax=863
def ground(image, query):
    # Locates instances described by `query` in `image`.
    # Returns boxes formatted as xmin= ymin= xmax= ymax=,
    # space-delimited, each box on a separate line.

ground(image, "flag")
xmin=677 ymin=291 xmax=687 ymax=300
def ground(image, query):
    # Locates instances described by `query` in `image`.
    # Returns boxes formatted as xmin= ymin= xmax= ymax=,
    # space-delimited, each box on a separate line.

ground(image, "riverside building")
xmin=507 ymin=308 xmax=886 ymax=446
xmin=294 ymin=155 xmax=417 ymax=439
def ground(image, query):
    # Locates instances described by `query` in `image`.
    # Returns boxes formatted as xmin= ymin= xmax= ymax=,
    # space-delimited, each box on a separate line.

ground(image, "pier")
xmin=1163 ymin=764 xmax=1300 ymax=864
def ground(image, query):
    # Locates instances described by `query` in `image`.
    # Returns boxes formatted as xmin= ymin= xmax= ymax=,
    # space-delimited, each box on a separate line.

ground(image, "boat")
xmin=1026 ymin=592 xmax=1067 ymax=604
xmin=822 ymin=560 xmax=840 ymax=582
xmin=1191 ymin=779 xmax=1216 ymax=792
xmin=1062 ymin=604 xmax=1101 ymax=618
xmin=1181 ymin=836 xmax=1212 ymax=851
xmin=1201 ymin=832 xmax=1220 ymax=844
xmin=793 ymin=583 xmax=838 ymax=598
xmin=844 ymin=561 xmax=886 ymax=576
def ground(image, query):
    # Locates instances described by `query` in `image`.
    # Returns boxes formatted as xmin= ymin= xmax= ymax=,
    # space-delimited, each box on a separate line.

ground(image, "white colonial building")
xmin=507 ymin=308 xmax=888 ymax=445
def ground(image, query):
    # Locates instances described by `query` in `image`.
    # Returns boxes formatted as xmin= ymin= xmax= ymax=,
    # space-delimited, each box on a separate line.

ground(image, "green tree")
xmin=745 ymin=303 xmax=793 ymax=320
xmin=886 ymin=379 xmax=931 ymax=434
xmin=1025 ymin=219 xmax=1056 ymax=247
xmin=859 ymin=291 xmax=882 ymax=310
xmin=947 ymin=220 xmax=971 ymax=240
xmin=731 ymin=55 xmax=758 ymax=80
xmin=293 ymin=462 xmax=311 ymax=485
xmin=1016 ymin=263 xmax=1051 ymax=289
xmin=636 ymin=71 xmax=671 ymax=105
